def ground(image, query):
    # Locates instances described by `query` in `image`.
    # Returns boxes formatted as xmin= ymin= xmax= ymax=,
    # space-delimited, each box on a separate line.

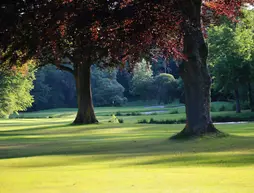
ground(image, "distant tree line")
xmin=28 ymin=59 xmax=182 ymax=111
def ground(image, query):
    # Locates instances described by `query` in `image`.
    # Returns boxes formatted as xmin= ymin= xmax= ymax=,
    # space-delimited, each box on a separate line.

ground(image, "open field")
xmin=1 ymin=110 xmax=254 ymax=193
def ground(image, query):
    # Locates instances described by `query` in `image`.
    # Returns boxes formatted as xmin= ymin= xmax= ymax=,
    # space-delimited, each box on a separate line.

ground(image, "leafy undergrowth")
xmin=0 ymin=118 xmax=254 ymax=193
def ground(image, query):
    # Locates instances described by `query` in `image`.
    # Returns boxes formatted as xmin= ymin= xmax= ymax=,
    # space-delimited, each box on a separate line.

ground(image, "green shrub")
xmin=115 ymin=111 xmax=123 ymax=116
xmin=219 ymin=105 xmax=226 ymax=112
xmin=150 ymin=118 xmax=155 ymax=123
xmin=137 ymin=113 xmax=254 ymax=124
xmin=170 ymin=109 xmax=179 ymax=114
xmin=138 ymin=118 xmax=186 ymax=124
xmin=131 ymin=112 xmax=142 ymax=116
xmin=118 ymin=119 xmax=124 ymax=123
xmin=232 ymin=104 xmax=236 ymax=111
xmin=123 ymin=112 xmax=142 ymax=116
xmin=210 ymin=106 xmax=216 ymax=112
xmin=242 ymin=101 xmax=250 ymax=110
xmin=138 ymin=119 xmax=148 ymax=124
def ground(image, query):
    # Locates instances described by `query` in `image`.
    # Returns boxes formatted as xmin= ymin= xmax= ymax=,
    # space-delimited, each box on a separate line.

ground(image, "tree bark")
xmin=234 ymin=87 xmax=241 ymax=113
xmin=73 ymin=61 xmax=98 ymax=124
xmin=248 ymin=82 xmax=254 ymax=112
xmin=172 ymin=0 xmax=220 ymax=139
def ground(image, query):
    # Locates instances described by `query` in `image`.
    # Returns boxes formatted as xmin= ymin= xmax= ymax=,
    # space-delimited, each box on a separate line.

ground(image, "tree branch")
xmin=63 ymin=52 xmax=75 ymax=64
xmin=57 ymin=64 xmax=74 ymax=75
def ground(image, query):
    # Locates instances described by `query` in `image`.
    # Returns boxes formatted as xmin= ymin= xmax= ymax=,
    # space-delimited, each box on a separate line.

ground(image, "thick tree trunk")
xmin=234 ymin=87 xmax=241 ymax=113
xmin=73 ymin=62 xmax=98 ymax=124
xmin=248 ymin=82 xmax=254 ymax=112
xmin=172 ymin=0 xmax=221 ymax=139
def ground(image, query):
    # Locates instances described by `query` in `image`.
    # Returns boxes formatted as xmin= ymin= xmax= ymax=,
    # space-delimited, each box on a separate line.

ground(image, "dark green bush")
xmin=138 ymin=119 xmax=148 ymax=124
xmin=118 ymin=119 xmax=124 ymax=123
xmin=210 ymin=106 xmax=216 ymax=112
xmin=115 ymin=111 xmax=122 ymax=116
xmin=219 ymin=105 xmax=226 ymax=112
xmin=131 ymin=112 xmax=142 ymax=116
xmin=138 ymin=118 xmax=186 ymax=124
xmin=137 ymin=114 xmax=254 ymax=124
xmin=242 ymin=101 xmax=250 ymax=110
xmin=169 ymin=109 xmax=179 ymax=114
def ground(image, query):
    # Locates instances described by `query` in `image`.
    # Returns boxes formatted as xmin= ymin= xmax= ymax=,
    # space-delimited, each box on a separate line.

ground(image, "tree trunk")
xmin=234 ymin=87 xmax=241 ymax=113
xmin=73 ymin=62 xmax=98 ymax=124
xmin=248 ymin=82 xmax=254 ymax=112
xmin=172 ymin=0 xmax=220 ymax=139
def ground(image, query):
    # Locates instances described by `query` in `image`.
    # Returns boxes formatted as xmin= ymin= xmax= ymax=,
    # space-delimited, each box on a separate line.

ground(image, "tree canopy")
xmin=0 ymin=0 xmax=253 ymax=133
xmin=0 ymin=0 xmax=253 ymax=67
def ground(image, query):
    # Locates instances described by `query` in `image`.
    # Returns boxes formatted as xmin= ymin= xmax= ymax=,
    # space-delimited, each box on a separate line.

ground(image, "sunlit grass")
xmin=1 ymin=117 xmax=254 ymax=193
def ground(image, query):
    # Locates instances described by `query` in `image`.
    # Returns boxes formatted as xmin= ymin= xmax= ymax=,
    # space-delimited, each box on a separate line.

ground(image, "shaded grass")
xmin=1 ymin=119 xmax=254 ymax=163
xmin=1 ymin=110 xmax=254 ymax=192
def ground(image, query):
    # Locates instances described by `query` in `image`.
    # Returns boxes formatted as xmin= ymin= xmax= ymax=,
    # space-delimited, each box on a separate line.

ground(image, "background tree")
xmin=130 ymin=59 xmax=154 ymax=101
xmin=31 ymin=65 xmax=76 ymax=111
xmin=0 ymin=0 xmax=137 ymax=124
xmin=31 ymin=65 xmax=126 ymax=110
xmin=208 ymin=11 xmax=254 ymax=113
xmin=91 ymin=66 xmax=127 ymax=106
xmin=235 ymin=10 xmax=254 ymax=111
xmin=117 ymin=69 xmax=133 ymax=100
xmin=105 ymin=0 xmax=254 ymax=138
xmin=0 ymin=64 xmax=35 ymax=118
xmin=153 ymin=73 xmax=178 ymax=104
xmin=30 ymin=67 xmax=52 ymax=111
xmin=209 ymin=23 xmax=243 ymax=113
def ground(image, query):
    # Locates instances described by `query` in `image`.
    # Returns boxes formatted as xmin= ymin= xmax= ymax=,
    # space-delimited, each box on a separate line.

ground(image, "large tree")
xmin=114 ymin=0 xmax=254 ymax=137
xmin=99 ymin=0 xmax=253 ymax=137
xmin=1 ymin=0 xmax=253 ymax=133
xmin=0 ymin=1 xmax=131 ymax=124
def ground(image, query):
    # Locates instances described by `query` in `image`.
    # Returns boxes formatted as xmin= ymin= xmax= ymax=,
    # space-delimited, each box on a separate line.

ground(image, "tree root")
xmin=170 ymin=123 xmax=228 ymax=140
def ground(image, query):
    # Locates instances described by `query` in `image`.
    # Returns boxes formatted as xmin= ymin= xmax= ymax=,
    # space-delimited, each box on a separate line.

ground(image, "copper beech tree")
xmin=1 ymin=0 xmax=254 ymax=135
xmin=104 ymin=0 xmax=254 ymax=138
xmin=0 ymin=0 xmax=127 ymax=124
xmin=0 ymin=0 xmax=151 ymax=124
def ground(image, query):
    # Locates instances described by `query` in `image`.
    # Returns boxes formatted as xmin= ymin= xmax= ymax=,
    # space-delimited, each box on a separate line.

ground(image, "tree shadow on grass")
xmin=119 ymin=151 xmax=254 ymax=168
xmin=0 ymin=124 xmax=73 ymax=136
xmin=1 ymin=120 xmax=254 ymax=167
xmin=1 ymin=126 xmax=254 ymax=168
xmin=0 ymin=122 xmax=122 ymax=137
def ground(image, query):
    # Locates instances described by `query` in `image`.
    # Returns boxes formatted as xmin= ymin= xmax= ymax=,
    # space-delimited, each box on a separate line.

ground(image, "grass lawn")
xmin=9 ymin=101 xmax=254 ymax=124
xmin=1 ymin=115 xmax=254 ymax=193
